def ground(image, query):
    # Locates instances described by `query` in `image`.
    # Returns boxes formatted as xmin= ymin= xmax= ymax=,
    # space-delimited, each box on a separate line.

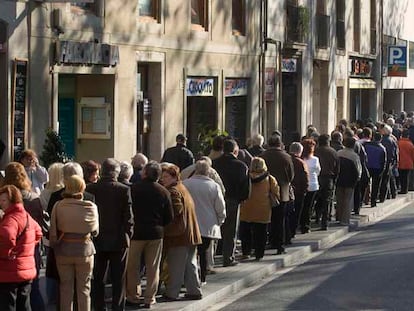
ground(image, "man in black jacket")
xmin=126 ymin=161 xmax=173 ymax=308
xmin=87 ymin=158 xmax=134 ymax=311
xmin=213 ymin=139 xmax=250 ymax=266
xmin=161 ymin=134 xmax=194 ymax=171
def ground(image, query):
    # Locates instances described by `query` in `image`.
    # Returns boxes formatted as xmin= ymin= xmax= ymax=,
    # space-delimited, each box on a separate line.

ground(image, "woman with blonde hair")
xmin=239 ymin=157 xmax=280 ymax=260
xmin=39 ymin=162 xmax=64 ymax=211
xmin=50 ymin=175 xmax=99 ymax=311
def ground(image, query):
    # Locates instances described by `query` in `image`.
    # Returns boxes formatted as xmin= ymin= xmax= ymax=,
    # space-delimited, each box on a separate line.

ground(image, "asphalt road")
xmin=219 ymin=203 xmax=414 ymax=311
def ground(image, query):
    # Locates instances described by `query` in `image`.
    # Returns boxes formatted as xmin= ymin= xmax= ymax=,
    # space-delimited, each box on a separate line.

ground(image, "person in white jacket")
xmin=183 ymin=160 xmax=226 ymax=284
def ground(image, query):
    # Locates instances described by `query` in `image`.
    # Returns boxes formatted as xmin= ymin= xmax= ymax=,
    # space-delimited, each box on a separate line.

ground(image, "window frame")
xmin=232 ymin=0 xmax=246 ymax=36
xmin=191 ymin=0 xmax=208 ymax=32
xmin=138 ymin=0 xmax=160 ymax=23
xmin=336 ymin=0 xmax=345 ymax=50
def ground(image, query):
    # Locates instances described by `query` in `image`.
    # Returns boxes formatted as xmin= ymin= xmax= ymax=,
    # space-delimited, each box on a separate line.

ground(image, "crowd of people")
xmin=0 ymin=111 xmax=414 ymax=311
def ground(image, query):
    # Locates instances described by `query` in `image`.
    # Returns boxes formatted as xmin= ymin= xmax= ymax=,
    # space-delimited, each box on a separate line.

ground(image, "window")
xmin=232 ymin=0 xmax=246 ymax=36
xmin=336 ymin=0 xmax=345 ymax=49
xmin=316 ymin=0 xmax=325 ymax=15
xmin=382 ymin=35 xmax=396 ymax=75
xmin=370 ymin=0 xmax=376 ymax=54
xmin=316 ymin=0 xmax=329 ymax=48
xmin=191 ymin=0 xmax=208 ymax=31
xmin=71 ymin=1 xmax=95 ymax=13
xmin=138 ymin=0 xmax=159 ymax=22
xmin=410 ymin=42 xmax=414 ymax=69
xmin=353 ymin=0 xmax=360 ymax=52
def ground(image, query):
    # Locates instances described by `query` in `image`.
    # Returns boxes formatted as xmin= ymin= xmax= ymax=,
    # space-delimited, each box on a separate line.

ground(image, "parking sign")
xmin=387 ymin=46 xmax=407 ymax=77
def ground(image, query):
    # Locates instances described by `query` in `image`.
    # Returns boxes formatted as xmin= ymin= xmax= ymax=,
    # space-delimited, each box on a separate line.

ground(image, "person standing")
xmin=260 ymin=135 xmax=294 ymax=254
xmin=161 ymin=134 xmax=195 ymax=171
xmin=213 ymin=139 xmax=250 ymax=266
xmin=380 ymin=125 xmax=399 ymax=202
xmin=19 ymin=149 xmax=49 ymax=195
xmin=336 ymin=137 xmax=362 ymax=225
xmin=397 ymin=129 xmax=414 ymax=194
xmin=160 ymin=164 xmax=202 ymax=300
xmin=314 ymin=134 xmax=340 ymax=230
xmin=247 ymin=134 xmax=266 ymax=157
xmin=87 ymin=159 xmax=134 ymax=311
xmin=0 ymin=185 xmax=42 ymax=311
xmin=183 ymin=160 xmax=226 ymax=283
xmin=126 ymin=161 xmax=173 ymax=308
xmin=49 ymin=175 xmax=99 ymax=311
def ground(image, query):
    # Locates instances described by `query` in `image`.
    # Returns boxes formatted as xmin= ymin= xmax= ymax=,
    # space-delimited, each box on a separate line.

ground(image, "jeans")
xmin=0 ymin=281 xmax=32 ymax=311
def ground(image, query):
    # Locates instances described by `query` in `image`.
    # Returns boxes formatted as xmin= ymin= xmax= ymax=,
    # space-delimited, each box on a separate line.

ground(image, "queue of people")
xmin=1 ymin=111 xmax=414 ymax=310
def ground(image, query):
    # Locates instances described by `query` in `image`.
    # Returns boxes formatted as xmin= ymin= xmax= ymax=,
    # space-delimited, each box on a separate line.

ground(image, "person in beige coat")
xmin=240 ymin=157 xmax=280 ymax=260
xmin=50 ymin=175 xmax=99 ymax=311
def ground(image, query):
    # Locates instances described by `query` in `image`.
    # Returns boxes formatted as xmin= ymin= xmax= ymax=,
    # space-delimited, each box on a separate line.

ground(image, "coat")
xmin=161 ymin=143 xmax=195 ymax=171
xmin=164 ymin=182 xmax=202 ymax=248
xmin=183 ymin=175 xmax=226 ymax=239
xmin=398 ymin=137 xmax=414 ymax=170
xmin=240 ymin=173 xmax=280 ymax=224
xmin=0 ymin=203 xmax=42 ymax=283
xmin=260 ymin=148 xmax=294 ymax=202
xmin=50 ymin=198 xmax=99 ymax=257
xmin=290 ymin=154 xmax=309 ymax=196
xmin=86 ymin=177 xmax=133 ymax=252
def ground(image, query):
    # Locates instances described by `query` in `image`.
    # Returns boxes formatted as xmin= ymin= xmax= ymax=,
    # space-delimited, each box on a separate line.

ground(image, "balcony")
xmin=286 ymin=5 xmax=309 ymax=44
xmin=316 ymin=14 xmax=330 ymax=49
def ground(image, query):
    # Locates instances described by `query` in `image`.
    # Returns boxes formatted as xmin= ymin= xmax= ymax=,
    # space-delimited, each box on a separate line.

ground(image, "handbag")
xmin=268 ymin=176 xmax=280 ymax=207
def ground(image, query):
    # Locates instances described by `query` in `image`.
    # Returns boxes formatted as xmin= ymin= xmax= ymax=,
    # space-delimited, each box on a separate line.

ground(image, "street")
xmin=217 ymin=203 xmax=414 ymax=311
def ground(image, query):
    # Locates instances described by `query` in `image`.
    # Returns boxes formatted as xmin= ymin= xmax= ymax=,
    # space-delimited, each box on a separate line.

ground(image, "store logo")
xmin=186 ymin=78 xmax=214 ymax=96
xmin=387 ymin=46 xmax=407 ymax=77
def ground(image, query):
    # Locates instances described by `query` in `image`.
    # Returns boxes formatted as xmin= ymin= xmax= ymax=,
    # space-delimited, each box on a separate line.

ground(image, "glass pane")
xmin=191 ymin=0 xmax=201 ymax=24
xmin=139 ymin=0 xmax=153 ymax=17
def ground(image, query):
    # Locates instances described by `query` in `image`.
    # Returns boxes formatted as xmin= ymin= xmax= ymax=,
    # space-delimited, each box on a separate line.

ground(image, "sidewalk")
xmin=143 ymin=193 xmax=414 ymax=311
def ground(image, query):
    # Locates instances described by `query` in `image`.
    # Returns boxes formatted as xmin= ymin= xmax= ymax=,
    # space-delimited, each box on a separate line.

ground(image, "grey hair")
xmin=143 ymin=161 xmax=162 ymax=182
xmin=383 ymin=124 xmax=392 ymax=135
xmin=289 ymin=142 xmax=303 ymax=156
xmin=101 ymin=158 xmax=121 ymax=179
xmin=63 ymin=162 xmax=84 ymax=181
xmin=199 ymin=156 xmax=212 ymax=166
xmin=131 ymin=153 xmax=148 ymax=169
xmin=251 ymin=133 xmax=264 ymax=146
xmin=119 ymin=161 xmax=133 ymax=181
xmin=194 ymin=160 xmax=210 ymax=176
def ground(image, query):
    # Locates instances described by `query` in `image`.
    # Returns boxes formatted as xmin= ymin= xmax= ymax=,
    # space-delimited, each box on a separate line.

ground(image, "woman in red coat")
xmin=0 ymin=184 xmax=42 ymax=311
xmin=398 ymin=129 xmax=414 ymax=194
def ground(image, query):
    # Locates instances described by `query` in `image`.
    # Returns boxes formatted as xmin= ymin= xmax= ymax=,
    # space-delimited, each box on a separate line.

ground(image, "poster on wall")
xmin=387 ymin=45 xmax=407 ymax=77
xmin=265 ymin=68 xmax=275 ymax=101
xmin=225 ymin=79 xmax=248 ymax=97
xmin=12 ymin=59 xmax=28 ymax=161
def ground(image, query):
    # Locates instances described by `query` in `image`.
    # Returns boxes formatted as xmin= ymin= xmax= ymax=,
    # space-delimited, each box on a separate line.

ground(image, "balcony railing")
xmin=286 ymin=4 xmax=309 ymax=44
xmin=316 ymin=14 xmax=330 ymax=48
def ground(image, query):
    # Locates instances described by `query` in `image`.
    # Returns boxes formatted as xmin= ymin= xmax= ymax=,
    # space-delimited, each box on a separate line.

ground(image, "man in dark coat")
xmin=380 ymin=125 xmax=398 ymax=202
xmin=87 ymin=158 xmax=134 ymax=311
xmin=213 ymin=139 xmax=250 ymax=266
xmin=161 ymin=134 xmax=194 ymax=171
xmin=260 ymin=135 xmax=294 ymax=254
xmin=314 ymin=134 xmax=340 ymax=230
xmin=126 ymin=161 xmax=173 ymax=308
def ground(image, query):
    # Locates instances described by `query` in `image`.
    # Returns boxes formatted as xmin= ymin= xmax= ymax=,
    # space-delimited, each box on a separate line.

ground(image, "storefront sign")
xmin=265 ymin=68 xmax=275 ymax=101
xmin=186 ymin=78 xmax=214 ymax=96
xmin=55 ymin=40 xmax=119 ymax=66
xmin=282 ymin=58 xmax=297 ymax=72
xmin=349 ymin=58 xmax=373 ymax=77
xmin=387 ymin=45 xmax=407 ymax=77
xmin=225 ymin=79 xmax=248 ymax=97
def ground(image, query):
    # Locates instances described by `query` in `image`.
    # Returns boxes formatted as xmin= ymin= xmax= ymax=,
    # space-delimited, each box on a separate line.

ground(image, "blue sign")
xmin=387 ymin=46 xmax=407 ymax=77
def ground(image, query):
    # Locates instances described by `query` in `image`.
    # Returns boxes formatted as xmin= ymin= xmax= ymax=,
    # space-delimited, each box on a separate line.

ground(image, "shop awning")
xmin=349 ymin=78 xmax=376 ymax=89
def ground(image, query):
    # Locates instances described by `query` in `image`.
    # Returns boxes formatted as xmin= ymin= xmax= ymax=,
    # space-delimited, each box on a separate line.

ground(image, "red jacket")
xmin=0 ymin=203 xmax=42 ymax=283
xmin=398 ymin=138 xmax=414 ymax=170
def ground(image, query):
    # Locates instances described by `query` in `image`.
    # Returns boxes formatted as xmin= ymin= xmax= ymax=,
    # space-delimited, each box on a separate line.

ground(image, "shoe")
xmin=125 ymin=300 xmax=141 ymax=307
xmin=276 ymin=248 xmax=286 ymax=255
xmin=143 ymin=303 xmax=154 ymax=309
xmin=184 ymin=293 xmax=203 ymax=300
xmin=319 ymin=227 xmax=328 ymax=231
xmin=301 ymin=228 xmax=310 ymax=234
xmin=399 ymin=191 xmax=408 ymax=194
xmin=160 ymin=295 xmax=177 ymax=302
xmin=254 ymin=257 xmax=263 ymax=261
xmin=240 ymin=254 xmax=250 ymax=260
xmin=206 ymin=269 xmax=217 ymax=275
xmin=223 ymin=260 xmax=239 ymax=267
xmin=201 ymin=281 xmax=207 ymax=286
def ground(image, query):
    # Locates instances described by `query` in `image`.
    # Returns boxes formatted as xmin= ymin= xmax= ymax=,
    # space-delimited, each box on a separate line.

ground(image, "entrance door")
xmin=187 ymin=96 xmax=217 ymax=155
xmin=58 ymin=98 xmax=76 ymax=158
xmin=225 ymin=96 xmax=247 ymax=147
xmin=282 ymin=72 xmax=298 ymax=144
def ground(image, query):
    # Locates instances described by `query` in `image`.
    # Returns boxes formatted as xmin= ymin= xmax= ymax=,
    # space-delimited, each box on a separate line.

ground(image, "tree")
xmin=39 ymin=128 xmax=72 ymax=168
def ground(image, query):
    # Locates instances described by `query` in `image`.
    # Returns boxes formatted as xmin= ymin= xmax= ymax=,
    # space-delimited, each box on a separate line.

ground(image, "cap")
xmin=176 ymin=134 xmax=187 ymax=142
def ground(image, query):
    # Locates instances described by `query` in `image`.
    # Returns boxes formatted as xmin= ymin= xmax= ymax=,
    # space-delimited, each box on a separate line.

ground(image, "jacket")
xmin=240 ymin=173 xmax=280 ymax=224
xmin=304 ymin=156 xmax=321 ymax=192
xmin=130 ymin=179 xmax=173 ymax=240
xmin=248 ymin=145 xmax=266 ymax=157
xmin=337 ymin=148 xmax=362 ymax=188
xmin=86 ymin=177 xmax=133 ymax=251
xmin=290 ymin=154 xmax=309 ymax=196
xmin=47 ymin=187 xmax=95 ymax=216
xmin=25 ymin=165 xmax=48 ymax=194
xmin=363 ymin=140 xmax=387 ymax=174
xmin=161 ymin=143 xmax=195 ymax=171
xmin=213 ymin=153 xmax=250 ymax=203
xmin=314 ymin=145 xmax=340 ymax=179
xmin=0 ymin=203 xmax=42 ymax=283
xmin=381 ymin=134 xmax=398 ymax=166
xmin=398 ymin=138 xmax=414 ymax=170
xmin=50 ymin=198 xmax=99 ymax=257
xmin=164 ymin=182 xmax=202 ymax=248
xmin=183 ymin=175 xmax=226 ymax=239
xmin=260 ymin=148 xmax=294 ymax=202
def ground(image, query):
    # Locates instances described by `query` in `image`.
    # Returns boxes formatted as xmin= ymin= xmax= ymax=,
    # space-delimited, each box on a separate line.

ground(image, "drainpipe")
xmin=379 ymin=0 xmax=384 ymax=118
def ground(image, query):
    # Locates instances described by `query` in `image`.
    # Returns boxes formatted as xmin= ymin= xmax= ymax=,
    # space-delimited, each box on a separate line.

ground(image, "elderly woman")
xmin=2 ymin=162 xmax=46 ymax=310
xmin=183 ymin=160 xmax=226 ymax=284
xmin=50 ymin=175 xmax=99 ymax=311
xmin=118 ymin=161 xmax=134 ymax=186
xmin=0 ymin=185 xmax=42 ymax=311
xmin=39 ymin=162 xmax=64 ymax=211
xmin=19 ymin=149 xmax=49 ymax=194
xmin=160 ymin=164 xmax=203 ymax=300
xmin=240 ymin=157 xmax=280 ymax=260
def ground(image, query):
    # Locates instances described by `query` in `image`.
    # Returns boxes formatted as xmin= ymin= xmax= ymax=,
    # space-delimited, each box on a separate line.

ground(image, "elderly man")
xmin=87 ymin=159 xmax=134 ymax=311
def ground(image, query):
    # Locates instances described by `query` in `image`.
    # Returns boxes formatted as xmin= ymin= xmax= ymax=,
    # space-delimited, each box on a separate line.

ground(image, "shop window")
xmin=77 ymin=98 xmax=111 ymax=139
xmin=138 ymin=0 xmax=160 ymax=23
xmin=336 ymin=0 xmax=345 ymax=50
xmin=71 ymin=1 xmax=96 ymax=14
xmin=191 ymin=0 xmax=208 ymax=31
xmin=232 ymin=0 xmax=246 ymax=36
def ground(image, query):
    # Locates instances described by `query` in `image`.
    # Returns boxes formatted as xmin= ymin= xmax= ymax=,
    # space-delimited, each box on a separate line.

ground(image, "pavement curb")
xmin=151 ymin=195 xmax=413 ymax=311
